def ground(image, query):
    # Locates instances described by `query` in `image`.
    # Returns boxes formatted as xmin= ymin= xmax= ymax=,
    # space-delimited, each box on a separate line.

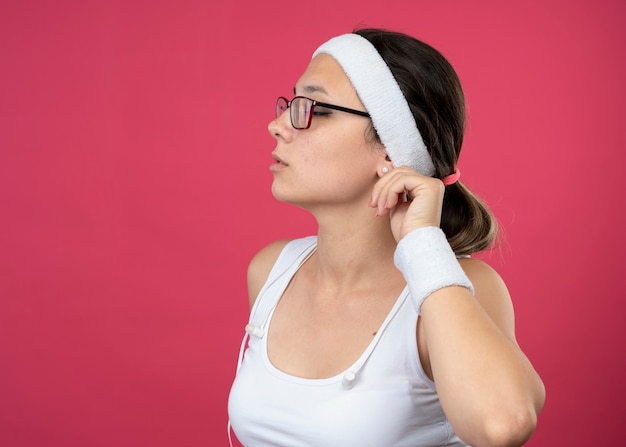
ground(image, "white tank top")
xmin=228 ymin=237 xmax=468 ymax=447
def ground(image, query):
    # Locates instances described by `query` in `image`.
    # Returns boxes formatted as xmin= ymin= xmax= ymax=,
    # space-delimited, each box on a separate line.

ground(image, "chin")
xmin=271 ymin=183 xmax=293 ymax=203
xmin=271 ymin=185 xmax=315 ymax=211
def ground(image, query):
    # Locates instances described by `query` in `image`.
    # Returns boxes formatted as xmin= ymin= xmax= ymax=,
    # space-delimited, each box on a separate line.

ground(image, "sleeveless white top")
xmin=228 ymin=237 xmax=468 ymax=447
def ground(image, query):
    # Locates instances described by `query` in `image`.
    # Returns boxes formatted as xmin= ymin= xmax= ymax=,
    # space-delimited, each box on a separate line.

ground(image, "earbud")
xmin=245 ymin=324 xmax=265 ymax=338
xmin=342 ymin=371 xmax=357 ymax=389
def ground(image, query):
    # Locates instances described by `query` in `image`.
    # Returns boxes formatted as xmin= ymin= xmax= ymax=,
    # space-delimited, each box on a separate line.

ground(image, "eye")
xmin=313 ymin=108 xmax=332 ymax=116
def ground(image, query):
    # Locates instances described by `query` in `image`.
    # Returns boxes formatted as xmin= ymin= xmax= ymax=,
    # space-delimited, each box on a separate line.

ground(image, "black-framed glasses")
xmin=276 ymin=96 xmax=370 ymax=130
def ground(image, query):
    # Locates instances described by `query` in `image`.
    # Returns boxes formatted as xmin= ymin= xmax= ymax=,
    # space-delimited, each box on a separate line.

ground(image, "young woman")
xmin=228 ymin=28 xmax=545 ymax=447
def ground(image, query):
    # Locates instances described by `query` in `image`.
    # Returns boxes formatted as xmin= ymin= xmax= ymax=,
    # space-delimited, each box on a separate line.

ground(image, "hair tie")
xmin=313 ymin=34 xmax=435 ymax=177
xmin=442 ymin=168 xmax=461 ymax=186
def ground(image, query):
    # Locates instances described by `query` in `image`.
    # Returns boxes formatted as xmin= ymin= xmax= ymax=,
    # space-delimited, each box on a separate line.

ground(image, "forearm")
xmin=421 ymin=288 xmax=545 ymax=447
xmin=393 ymin=227 xmax=545 ymax=446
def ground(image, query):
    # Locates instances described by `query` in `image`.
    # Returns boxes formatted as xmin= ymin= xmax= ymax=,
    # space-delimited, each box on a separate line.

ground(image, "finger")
xmin=374 ymin=169 xmax=422 ymax=215
xmin=370 ymin=166 xmax=398 ymax=207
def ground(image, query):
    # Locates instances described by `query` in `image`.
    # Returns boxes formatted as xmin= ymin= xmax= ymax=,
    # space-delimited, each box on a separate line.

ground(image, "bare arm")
xmin=371 ymin=167 xmax=545 ymax=447
xmin=420 ymin=258 xmax=545 ymax=447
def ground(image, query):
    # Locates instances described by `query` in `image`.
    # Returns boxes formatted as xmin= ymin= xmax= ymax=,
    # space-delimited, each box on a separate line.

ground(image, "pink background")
xmin=1 ymin=0 xmax=624 ymax=445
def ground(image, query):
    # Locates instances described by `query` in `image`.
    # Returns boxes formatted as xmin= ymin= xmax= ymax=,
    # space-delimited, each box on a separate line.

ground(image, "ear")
xmin=372 ymin=143 xmax=392 ymax=177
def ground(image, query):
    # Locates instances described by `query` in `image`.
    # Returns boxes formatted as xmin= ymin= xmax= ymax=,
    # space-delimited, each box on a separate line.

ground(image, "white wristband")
xmin=394 ymin=227 xmax=474 ymax=312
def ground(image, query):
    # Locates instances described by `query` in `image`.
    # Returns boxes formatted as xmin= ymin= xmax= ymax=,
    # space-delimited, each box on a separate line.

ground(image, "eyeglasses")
xmin=276 ymin=96 xmax=370 ymax=130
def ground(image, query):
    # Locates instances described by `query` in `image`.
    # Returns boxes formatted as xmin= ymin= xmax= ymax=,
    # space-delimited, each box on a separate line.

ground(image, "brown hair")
xmin=355 ymin=28 xmax=497 ymax=256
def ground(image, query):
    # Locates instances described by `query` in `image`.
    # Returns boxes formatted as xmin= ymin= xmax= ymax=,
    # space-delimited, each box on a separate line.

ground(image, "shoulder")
xmin=457 ymin=257 xmax=507 ymax=294
xmin=247 ymin=239 xmax=291 ymax=309
xmin=458 ymin=257 xmax=517 ymax=342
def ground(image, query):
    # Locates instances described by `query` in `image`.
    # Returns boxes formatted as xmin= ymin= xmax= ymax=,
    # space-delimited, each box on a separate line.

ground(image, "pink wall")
xmin=1 ymin=0 xmax=624 ymax=445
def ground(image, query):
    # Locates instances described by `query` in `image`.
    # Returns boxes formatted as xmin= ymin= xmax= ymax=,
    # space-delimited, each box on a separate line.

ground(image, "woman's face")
xmin=268 ymin=53 xmax=385 ymax=210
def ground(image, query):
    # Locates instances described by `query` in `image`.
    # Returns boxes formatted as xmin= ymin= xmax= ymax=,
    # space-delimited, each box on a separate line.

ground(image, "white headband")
xmin=313 ymin=33 xmax=435 ymax=176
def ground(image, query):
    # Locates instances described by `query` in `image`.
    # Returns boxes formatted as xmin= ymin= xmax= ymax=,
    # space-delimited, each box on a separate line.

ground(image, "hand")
xmin=369 ymin=166 xmax=445 ymax=242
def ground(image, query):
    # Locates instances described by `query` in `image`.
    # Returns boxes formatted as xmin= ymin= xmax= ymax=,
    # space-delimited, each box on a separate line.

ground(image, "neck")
xmin=306 ymin=202 xmax=402 ymax=292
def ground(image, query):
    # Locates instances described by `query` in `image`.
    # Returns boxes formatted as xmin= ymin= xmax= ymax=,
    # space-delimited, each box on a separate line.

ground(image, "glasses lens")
xmin=276 ymin=97 xmax=288 ymax=119
xmin=291 ymin=97 xmax=313 ymax=129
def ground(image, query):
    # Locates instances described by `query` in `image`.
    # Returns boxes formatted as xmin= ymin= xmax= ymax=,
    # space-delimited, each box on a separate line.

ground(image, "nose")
xmin=268 ymin=107 xmax=294 ymax=142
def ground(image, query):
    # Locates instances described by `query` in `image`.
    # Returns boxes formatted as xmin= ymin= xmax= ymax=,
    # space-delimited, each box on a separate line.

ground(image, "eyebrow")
xmin=294 ymin=84 xmax=329 ymax=96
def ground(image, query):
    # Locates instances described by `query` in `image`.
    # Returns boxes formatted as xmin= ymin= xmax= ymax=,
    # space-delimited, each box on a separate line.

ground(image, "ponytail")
xmin=441 ymin=182 xmax=498 ymax=256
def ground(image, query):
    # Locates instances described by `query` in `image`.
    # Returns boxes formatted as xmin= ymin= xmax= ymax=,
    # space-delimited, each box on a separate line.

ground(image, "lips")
xmin=272 ymin=152 xmax=288 ymax=166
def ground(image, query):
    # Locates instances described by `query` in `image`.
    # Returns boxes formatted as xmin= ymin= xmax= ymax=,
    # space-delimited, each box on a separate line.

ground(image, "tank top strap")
xmin=229 ymin=236 xmax=318 ymax=447
xmin=247 ymin=236 xmax=318 ymax=335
